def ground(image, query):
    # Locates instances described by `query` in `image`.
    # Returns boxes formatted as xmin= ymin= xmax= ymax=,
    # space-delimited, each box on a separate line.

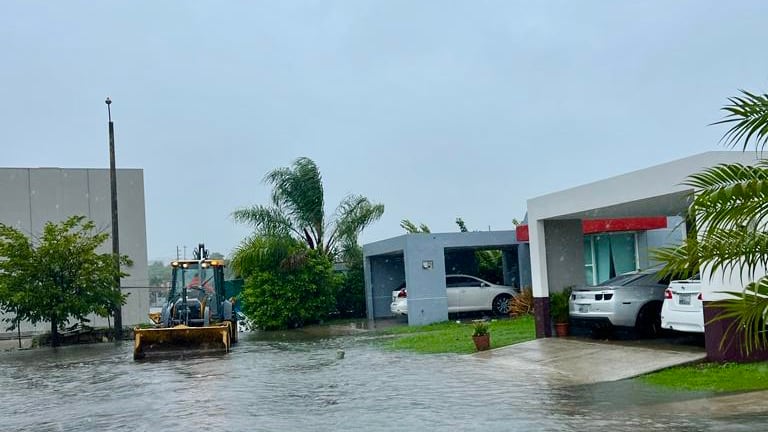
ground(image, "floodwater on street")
xmin=0 ymin=329 xmax=766 ymax=432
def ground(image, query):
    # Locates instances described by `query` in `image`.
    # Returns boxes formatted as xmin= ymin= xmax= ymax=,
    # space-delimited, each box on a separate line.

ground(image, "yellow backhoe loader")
xmin=133 ymin=244 xmax=238 ymax=359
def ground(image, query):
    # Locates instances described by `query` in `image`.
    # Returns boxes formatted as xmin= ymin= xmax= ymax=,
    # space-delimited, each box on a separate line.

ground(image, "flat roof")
xmin=527 ymin=151 xmax=761 ymax=220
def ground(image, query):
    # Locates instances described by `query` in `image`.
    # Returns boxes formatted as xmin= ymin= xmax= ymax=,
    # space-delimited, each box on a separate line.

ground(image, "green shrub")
xmin=240 ymin=250 xmax=341 ymax=330
xmin=549 ymin=287 xmax=572 ymax=324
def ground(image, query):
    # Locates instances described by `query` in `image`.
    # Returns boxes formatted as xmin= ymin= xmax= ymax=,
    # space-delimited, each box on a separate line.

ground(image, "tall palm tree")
xmin=656 ymin=89 xmax=768 ymax=354
xmin=232 ymin=157 xmax=384 ymax=265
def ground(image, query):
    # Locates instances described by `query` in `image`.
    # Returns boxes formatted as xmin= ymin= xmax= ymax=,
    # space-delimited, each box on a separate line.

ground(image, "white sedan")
xmin=390 ymin=274 xmax=518 ymax=316
xmin=661 ymin=277 xmax=704 ymax=333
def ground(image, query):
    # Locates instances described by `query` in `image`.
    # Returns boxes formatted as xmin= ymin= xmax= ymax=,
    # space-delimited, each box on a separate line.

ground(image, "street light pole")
xmin=106 ymin=97 xmax=123 ymax=339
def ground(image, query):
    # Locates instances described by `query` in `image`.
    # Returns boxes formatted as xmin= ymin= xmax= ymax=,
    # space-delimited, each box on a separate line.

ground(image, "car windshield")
xmin=174 ymin=264 xmax=216 ymax=292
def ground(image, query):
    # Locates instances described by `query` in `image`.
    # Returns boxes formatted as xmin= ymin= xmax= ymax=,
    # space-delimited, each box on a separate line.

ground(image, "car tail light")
xmin=397 ymin=289 xmax=407 ymax=298
xmin=664 ymin=289 xmax=672 ymax=299
xmin=697 ymin=292 xmax=703 ymax=301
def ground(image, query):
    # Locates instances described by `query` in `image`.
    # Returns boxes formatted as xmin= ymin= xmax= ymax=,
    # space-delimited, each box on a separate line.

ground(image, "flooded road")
xmin=1 ymin=331 xmax=766 ymax=431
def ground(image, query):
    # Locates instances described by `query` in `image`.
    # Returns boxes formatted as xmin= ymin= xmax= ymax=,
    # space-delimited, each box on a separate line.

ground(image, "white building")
xmin=525 ymin=151 xmax=764 ymax=361
xmin=0 ymin=167 xmax=149 ymax=333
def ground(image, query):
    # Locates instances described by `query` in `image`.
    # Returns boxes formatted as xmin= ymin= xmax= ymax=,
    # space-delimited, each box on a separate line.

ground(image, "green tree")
xmin=148 ymin=260 xmax=172 ymax=287
xmin=232 ymin=158 xmax=382 ymax=326
xmin=0 ymin=216 xmax=130 ymax=346
xmin=455 ymin=217 xmax=468 ymax=232
xmin=232 ymin=157 xmax=384 ymax=260
xmin=655 ymin=89 xmax=768 ymax=355
xmin=334 ymin=245 xmax=366 ymax=318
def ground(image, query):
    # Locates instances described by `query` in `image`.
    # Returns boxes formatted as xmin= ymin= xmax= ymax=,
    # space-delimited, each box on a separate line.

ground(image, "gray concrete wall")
xmin=0 ymin=168 xmax=149 ymax=332
xmin=403 ymin=235 xmax=448 ymax=326
xmin=543 ymin=219 xmax=584 ymax=293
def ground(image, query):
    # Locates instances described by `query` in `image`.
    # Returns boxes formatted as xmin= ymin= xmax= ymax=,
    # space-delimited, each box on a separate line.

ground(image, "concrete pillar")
xmin=517 ymin=244 xmax=532 ymax=289
xmin=530 ymin=219 xmax=584 ymax=338
xmin=364 ymin=256 xmax=374 ymax=321
xmin=404 ymin=237 xmax=448 ymax=326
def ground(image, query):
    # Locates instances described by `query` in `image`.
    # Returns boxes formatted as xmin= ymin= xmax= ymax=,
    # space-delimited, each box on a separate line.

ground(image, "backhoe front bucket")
xmin=133 ymin=323 xmax=232 ymax=360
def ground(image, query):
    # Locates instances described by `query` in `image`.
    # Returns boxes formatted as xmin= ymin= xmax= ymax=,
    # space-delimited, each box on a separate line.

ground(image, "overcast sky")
xmin=2 ymin=1 xmax=768 ymax=261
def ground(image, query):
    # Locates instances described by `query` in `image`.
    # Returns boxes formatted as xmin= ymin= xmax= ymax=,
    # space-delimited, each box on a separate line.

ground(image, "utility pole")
xmin=106 ymin=97 xmax=123 ymax=339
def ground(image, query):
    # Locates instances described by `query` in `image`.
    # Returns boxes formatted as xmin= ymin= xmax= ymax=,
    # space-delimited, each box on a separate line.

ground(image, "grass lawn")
xmin=379 ymin=315 xmax=535 ymax=354
xmin=640 ymin=361 xmax=768 ymax=392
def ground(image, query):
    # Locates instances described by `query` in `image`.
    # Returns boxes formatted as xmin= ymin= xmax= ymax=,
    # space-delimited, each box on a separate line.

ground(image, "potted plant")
xmin=549 ymin=287 xmax=572 ymax=337
xmin=472 ymin=320 xmax=491 ymax=351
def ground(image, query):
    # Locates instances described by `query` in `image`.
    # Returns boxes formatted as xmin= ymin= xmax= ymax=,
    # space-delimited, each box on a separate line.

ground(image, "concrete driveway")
xmin=472 ymin=337 xmax=706 ymax=385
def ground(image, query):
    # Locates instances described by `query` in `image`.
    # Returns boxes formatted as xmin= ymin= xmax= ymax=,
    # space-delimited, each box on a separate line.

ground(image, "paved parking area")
xmin=472 ymin=337 xmax=706 ymax=385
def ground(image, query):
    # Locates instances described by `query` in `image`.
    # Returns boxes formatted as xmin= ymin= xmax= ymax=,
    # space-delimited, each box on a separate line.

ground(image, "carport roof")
xmin=527 ymin=151 xmax=762 ymax=220
xmin=363 ymin=230 xmax=519 ymax=257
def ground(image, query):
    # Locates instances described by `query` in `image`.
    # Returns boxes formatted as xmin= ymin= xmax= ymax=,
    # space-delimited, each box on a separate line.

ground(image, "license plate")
xmin=579 ymin=305 xmax=589 ymax=313
xmin=678 ymin=294 xmax=691 ymax=305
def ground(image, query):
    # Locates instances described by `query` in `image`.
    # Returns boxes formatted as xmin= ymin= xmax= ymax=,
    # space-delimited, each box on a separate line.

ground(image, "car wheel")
xmin=635 ymin=302 xmax=662 ymax=338
xmin=492 ymin=294 xmax=512 ymax=316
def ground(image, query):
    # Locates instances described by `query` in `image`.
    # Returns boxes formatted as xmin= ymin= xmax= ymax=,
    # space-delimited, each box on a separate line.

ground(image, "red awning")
xmin=515 ymin=217 xmax=668 ymax=242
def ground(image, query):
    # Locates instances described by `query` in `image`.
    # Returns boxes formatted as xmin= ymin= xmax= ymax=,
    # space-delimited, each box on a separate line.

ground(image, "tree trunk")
xmin=50 ymin=317 xmax=60 ymax=347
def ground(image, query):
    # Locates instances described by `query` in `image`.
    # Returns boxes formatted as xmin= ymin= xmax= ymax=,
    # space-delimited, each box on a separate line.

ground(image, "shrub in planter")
xmin=550 ymin=287 xmax=572 ymax=336
xmin=472 ymin=321 xmax=491 ymax=351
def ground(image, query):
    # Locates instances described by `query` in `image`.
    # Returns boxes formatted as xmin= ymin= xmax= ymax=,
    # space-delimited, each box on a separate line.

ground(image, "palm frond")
xmin=326 ymin=195 xmax=385 ymax=255
xmin=652 ymin=236 xmax=701 ymax=281
xmin=400 ymin=219 xmax=430 ymax=234
xmin=697 ymin=228 xmax=768 ymax=281
xmin=263 ymin=157 xmax=325 ymax=245
xmin=232 ymin=205 xmax=301 ymax=238
xmin=230 ymin=235 xmax=303 ymax=278
xmin=684 ymin=163 xmax=768 ymax=234
xmin=655 ymin=227 xmax=768 ymax=284
xmin=713 ymin=90 xmax=768 ymax=152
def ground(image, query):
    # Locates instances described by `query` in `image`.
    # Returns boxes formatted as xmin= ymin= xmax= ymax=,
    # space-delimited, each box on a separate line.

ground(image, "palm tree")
xmin=655 ymin=89 xmax=768 ymax=354
xmin=232 ymin=157 xmax=384 ymax=267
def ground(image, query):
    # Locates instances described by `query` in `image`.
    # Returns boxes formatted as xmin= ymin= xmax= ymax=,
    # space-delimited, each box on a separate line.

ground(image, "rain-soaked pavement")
xmin=1 ymin=328 xmax=767 ymax=432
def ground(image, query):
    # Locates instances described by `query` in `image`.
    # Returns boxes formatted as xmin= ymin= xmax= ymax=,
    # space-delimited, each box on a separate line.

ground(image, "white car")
xmin=661 ymin=277 xmax=703 ymax=333
xmin=390 ymin=274 xmax=518 ymax=316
